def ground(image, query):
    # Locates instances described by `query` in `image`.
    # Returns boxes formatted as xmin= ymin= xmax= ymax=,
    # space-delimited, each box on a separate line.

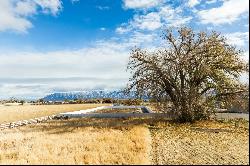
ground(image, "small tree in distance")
xmin=126 ymin=27 xmax=248 ymax=122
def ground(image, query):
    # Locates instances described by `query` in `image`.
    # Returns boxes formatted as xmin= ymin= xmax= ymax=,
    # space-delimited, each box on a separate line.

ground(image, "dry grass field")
xmin=0 ymin=116 xmax=248 ymax=165
xmin=0 ymin=104 xmax=109 ymax=124
xmin=0 ymin=118 xmax=151 ymax=165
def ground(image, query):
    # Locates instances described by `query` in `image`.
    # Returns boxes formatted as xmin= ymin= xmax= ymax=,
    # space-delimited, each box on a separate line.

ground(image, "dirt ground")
xmin=0 ymin=117 xmax=248 ymax=165
xmin=149 ymin=119 xmax=249 ymax=165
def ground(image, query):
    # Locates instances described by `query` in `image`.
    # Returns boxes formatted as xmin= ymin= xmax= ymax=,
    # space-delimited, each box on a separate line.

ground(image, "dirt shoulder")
xmin=149 ymin=119 xmax=249 ymax=165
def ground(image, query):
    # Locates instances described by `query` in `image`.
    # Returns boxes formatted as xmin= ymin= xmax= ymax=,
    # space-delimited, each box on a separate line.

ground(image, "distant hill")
xmin=42 ymin=90 xmax=145 ymax=101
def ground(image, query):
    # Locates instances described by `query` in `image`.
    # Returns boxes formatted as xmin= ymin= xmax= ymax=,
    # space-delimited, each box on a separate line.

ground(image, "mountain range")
xmin=42 ymin=90 xmax=143 ymax=101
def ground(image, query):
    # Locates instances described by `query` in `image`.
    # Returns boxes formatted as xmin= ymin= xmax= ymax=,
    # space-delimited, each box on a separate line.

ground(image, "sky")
xmin=0 ymin=0 xmax=249 ymax=100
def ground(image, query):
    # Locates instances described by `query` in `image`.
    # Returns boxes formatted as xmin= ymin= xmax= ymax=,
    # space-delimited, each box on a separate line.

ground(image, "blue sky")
xmin=0 ymin=0 xmax=249 ymax=99
xmin=0 ymin=0 xmax=134 ymax=51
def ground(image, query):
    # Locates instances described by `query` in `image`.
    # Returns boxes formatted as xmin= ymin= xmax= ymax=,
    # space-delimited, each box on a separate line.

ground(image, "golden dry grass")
xmin=0 ymin=118 xmax=152 ymax=165
xmin=0 ymin=104 xmax=109 ymax=124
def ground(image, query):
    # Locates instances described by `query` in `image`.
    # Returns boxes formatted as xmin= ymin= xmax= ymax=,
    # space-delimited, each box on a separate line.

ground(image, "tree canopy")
xmin=126 ymin=27 xmax=248 ymax=122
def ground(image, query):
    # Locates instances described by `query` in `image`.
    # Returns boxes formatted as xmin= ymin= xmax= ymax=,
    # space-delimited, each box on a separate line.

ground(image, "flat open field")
xmin=0 ymin=117 xmax=248 ymax=165
xmin=0 ymin=118 xmax=151 ymax=165
xmin=0 ymin=104 xmax=109 ymax=124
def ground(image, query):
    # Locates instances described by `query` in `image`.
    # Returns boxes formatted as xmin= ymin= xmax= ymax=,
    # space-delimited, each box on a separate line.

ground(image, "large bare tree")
xmin=126 ymin=27 xmax=248 ymax=122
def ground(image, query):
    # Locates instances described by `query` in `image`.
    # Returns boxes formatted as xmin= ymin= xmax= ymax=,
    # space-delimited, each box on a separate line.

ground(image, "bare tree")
xmin=126 ymin=27 xmax=248 ymax=122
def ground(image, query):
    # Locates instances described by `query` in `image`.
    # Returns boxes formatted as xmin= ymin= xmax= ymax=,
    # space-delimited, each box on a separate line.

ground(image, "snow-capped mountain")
xmin=42 ymin=90 xmax=142 ymax=101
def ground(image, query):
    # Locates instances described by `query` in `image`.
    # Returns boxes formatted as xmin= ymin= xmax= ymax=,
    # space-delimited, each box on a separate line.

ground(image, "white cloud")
xmin=0 ymin=0 xmax=62 ymax=33
xmin=132 ymin=12 xmax=162 ymax=31
xmin=0 ymin=43 xmax=130 ymax=79
xmin=242 ymin=51 xmax=249 ymax=62
xmin=128 ymin=31 xmax=157 ymax=47
xmin=205 ymin=0 xmax=218 ymax=4
xmin=0 ymin=29 xmax=162 ymax=99
xmin=123 ymin=0 xmax=164 ymax=9
xmin=239 ymin=51 xmax=249 ymax=84
xmin=187 ymin=0 xmax=200 ymax=7
xmin=225 ymin=32 xmax=249 ymax=47
xmin=0 ymin=0 xmax=32 ymax=33
xmin=0 ymin=40 xmax=134 ymax=98
xmin=15 ymin=1 xmax=37 ymax=16
xmin=116 ymin=26 xmax=131 ymax=34
xmin=35 ymin=0 xmax=62 ymax=15
xmin=198 ymin=0 xmax=249 ymax=25
xmin=116 ymin=4 xmax=192 ymax=33
xmin=100 ymin=27 xmax=106 ymax=31
xmin=159 ymin=6 xmax=192 ymax=27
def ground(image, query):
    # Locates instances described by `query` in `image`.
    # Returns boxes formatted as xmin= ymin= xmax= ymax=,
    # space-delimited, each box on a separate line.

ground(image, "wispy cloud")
xmin=96 ymin=6 xmax=110 ymax=10
xmin=187 ymin=0 xmax=200 ymax=8
xmin=116 ymin=4 xmax=192 ymax=34
xmin=122 ymin=0 xmax=164 ymax=9
xmin=130 ymin=12 xmax=162 ymax=31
